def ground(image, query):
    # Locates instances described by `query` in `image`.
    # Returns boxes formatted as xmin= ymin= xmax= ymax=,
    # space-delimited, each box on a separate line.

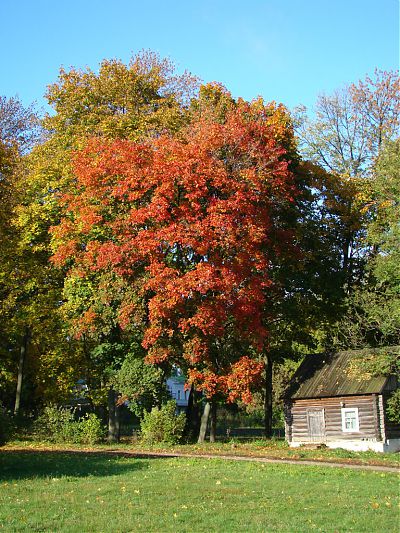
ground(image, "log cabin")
xmin=283 ymin=348 xmax=400 ymax=453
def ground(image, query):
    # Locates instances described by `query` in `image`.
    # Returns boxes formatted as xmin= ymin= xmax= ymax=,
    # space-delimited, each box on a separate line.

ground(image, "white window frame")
xmin=341 ymin=407 xmax=360 ymax=432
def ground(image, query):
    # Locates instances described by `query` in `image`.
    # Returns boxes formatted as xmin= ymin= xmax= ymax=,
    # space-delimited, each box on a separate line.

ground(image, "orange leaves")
xmin=53 ymin=101 xmax=299 ymax=401
xmin=75 ymin=308 xmax=98 ymax=339
xmin=224 ymin=357 xmax=264 ymax=403
xmin=183 ymin=337 xmax=209 ymax=364
xmin=187 ymin=356 xmax=264 ymax=404
xmin=51 ymin=239 xmax=78 ymax=267
xmin=187 ymin=368 xmax=221 ymax=399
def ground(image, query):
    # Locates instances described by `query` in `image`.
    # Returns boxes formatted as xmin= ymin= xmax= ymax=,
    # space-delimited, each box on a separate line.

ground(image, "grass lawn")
xmin=0 ymin=451 xmax=398 ymax=532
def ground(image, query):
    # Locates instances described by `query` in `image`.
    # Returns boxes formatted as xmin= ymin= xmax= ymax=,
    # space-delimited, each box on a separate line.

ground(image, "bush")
xmin=34 ymin=406 xmax=104 ymax=444
xmin=34 ymin=406 xmax=76 ymax=443
xmin=78 ymin=413 xmax=105 ymax=444
xmin=140 ymin=401 xmax=186 ymax=445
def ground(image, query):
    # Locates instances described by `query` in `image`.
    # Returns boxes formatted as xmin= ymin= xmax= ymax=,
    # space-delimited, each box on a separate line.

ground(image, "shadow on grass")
xmin=0 ymin=450 xmax=151 ymax=481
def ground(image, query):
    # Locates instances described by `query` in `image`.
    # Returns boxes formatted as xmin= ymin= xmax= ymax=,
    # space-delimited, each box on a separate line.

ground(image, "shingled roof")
xmin=284 ymin=346 xmax=400 ymax=399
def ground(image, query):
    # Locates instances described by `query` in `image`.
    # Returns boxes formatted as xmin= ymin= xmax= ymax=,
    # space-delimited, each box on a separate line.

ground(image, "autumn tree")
xmin=20 ymin=51 xmax=198 ymax=259
xmin=295 ymin=69 xmax=400 ymax=292
xmin=51 ymin=97 xmax=301 ymax=440
xmin=14 ymin=51 xmax=198 ymax=439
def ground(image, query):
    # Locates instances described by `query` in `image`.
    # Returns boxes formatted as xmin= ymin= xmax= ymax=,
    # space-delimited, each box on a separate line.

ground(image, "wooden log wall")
xmin=287 ymin=395 xmax=379 ymax=442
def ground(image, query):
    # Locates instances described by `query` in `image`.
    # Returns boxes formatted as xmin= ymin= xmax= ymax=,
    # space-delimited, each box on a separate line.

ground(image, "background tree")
xmin=336 ymin=139 xmax=400 ymax=348
xmin=295 ymin=70 xmax=399 ymax=293
xmin=0 ymin=96 xmax=49 ymax=413
xmin=260 ymin=70 xmax=400 ymax=430
xmin=113 ymin=350 xmax=169 ymax=418
xmin=296 ymin=69 xmax=399 ymax=178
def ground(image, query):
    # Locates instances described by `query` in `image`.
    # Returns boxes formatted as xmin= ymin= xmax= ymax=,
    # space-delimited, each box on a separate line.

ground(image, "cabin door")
xmin=307 ymin=408 xmax=325 ymax=442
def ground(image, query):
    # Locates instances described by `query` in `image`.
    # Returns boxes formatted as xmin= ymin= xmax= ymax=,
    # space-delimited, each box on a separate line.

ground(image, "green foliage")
xmin=293 ymin=72 xmax=399 ymax=353
xmin=386 ymin=389 xmax=400 ymax=423
xmin=334 ymin=140 xmax=400 ymax=349
xmin=368 ymin=139 xmax=400 ymax=288
xmin=76 ymin=413 xmax=105 ymax=445
xmin=337 ymin=290 xmax=400 ymax=348
xmin=217 ymin=403 xmax=263 ymax=430
xmin=34 ymin=406 xmax=104 ymax=444
xmin=140 ymin=401 xmax=186 ymax=445
xmin=90 ymin=342 xmax=127 ymax=375
xmin=34 ymin=406 xmax=76 ymax=442
xmin=114 ymin=353 xmax=169 ymax=417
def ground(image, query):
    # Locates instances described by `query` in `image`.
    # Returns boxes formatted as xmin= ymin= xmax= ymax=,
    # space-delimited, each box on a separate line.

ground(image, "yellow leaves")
xmin=45 ymin=51 xmax=196 ymax=146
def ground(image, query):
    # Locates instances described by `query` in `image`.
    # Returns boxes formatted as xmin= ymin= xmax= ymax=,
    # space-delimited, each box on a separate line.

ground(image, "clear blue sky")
xmin=1 ymin=0 xmax=398 ymax=113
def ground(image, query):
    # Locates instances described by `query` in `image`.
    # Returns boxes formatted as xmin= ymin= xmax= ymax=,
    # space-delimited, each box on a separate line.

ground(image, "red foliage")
xmin=52 ymin=101 xmax=298 ymax=402
xmin=188 ymin=356 xmax=264 ymax=403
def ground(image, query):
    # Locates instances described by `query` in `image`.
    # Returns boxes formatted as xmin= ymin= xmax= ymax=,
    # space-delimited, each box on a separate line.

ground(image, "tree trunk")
xmin=107 ymin=389 xmax=120 ymax=443
xmin=197 ymin=401 xmax=211 ymax=443
xmin=184 ymin=384 xmax=201 ymax=442
xmin=264 ymin=354 xmax=273 ymax=438
xmin=342 ymin=229 xmax=355 ymax=293
xmin=14 ymin=328 xmax=29 ymax=416
xmin=209 ymin=400 xmax=217 ymax=443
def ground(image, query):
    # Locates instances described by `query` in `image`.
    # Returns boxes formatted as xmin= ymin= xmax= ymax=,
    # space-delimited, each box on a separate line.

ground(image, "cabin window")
xmin=341 ymin=407 xmax=359 ymax=432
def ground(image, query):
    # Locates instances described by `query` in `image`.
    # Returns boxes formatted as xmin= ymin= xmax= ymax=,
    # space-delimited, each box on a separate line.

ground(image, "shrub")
xmin=34 ymin=406 xmax=104 ymax=444
xmin=34 ymin=406 xmax=77 ymax=443
xmin=78 ymin=413 xmax=105 ymax=444
xmin=140 ymin=401 xmax=186 ymax=445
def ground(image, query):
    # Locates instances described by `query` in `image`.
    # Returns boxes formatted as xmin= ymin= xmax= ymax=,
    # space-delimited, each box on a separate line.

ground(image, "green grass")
xmin=0 ymin=451 xmax=398 ymax=532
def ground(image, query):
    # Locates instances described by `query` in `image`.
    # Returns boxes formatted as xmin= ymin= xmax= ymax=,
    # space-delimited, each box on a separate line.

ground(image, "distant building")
xmin=166 ymin=370 xmax=189 ymax=412
xmin=283 ymin=348 xmax=400 ymax=453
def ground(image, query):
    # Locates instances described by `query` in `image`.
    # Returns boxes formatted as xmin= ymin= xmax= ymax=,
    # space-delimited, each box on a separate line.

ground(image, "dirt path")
xmin=4 ymin=446 xmax=398 ymax=473
xmin=104 ymin=449 xmax=400 ymax=473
